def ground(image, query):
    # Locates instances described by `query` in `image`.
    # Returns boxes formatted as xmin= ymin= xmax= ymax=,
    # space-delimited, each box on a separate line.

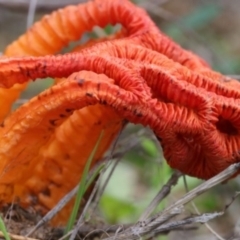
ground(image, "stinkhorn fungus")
xmin=0 ymin=0 xmax=239 ymax=225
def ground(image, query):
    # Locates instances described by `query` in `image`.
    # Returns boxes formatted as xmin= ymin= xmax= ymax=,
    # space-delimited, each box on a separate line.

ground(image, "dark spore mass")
xmin=77 ymin=78 xmax=85 ymax=86
xmin=100 ymin=99 xmax=107 ymax=105
xmin=49 ymin=119 xmax=58 ymax=126
xmin=41 ymin=187 xmax=51 ymax=197
xmin=65 ymin=108 xmax=74 ymax=113
xmin=86 ymin=92 xmax=93 ymax=97
xmin=59 ymin=114 xmax=66 ymax=118
xmin=156 ymin=135 xmax=162 ymax=142
xmin=133 ymin=109 xmax=143 ymax=117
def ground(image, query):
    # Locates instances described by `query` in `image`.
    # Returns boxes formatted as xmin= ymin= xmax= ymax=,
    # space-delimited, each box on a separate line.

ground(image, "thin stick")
xmin=139 ymin=170 xmax=182 ymax=221
xmin=227 ymin=75 xmax=240 ymax=80
xmin=183 ymin=175 xmax=226 ymax=240
xmin=153 ymin=212 xmax=223 ymax=235
xmin=26 ymin=0 xmax=38 ymax=29
xmin=101 ymin=163 xmax=240 ymax=240
xmin=0 ymin=230 xmax=38 ymax=240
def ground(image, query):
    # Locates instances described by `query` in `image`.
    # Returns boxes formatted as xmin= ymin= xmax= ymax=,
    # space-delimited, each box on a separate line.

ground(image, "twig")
xmin=153 ymin=212 xmax=223 ymax=235
xmin=88 ymin=129 xmax=125 ymax=216
xmin=101 ymin=163 xmax=240 ymax=240
xmin=58 ymin=230 xmax=73 ymax=240
xmin=14 ymin=99 xmax=29 ymax=105
xmin=0 ymin=230 xmax=38 ymax=240
xmin=139 ymin=1 xmax=176 ymax=21
xmin=147 ymin=163 xmax=240 ymax=224
xmin=139 ymin=170 xmax=182 ymax=221
xmin=183 ymin=175 xmax=226 ymax=240
xmin=227 ymin=75 xmax=240 ymax=80
xmin=26 ymin=0 xmax=38 ymax=29
xmin=0 ymin=0 xmax=85 ymax=10
xmin=224 ymin=191 xmax=240 ymax=211
xmin=25 ymin=184 xmax=77 ymax=237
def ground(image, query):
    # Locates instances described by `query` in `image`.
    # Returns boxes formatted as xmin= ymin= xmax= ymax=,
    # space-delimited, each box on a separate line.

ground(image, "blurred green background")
xmin=0 ymin=0 xmax=240 ymax=239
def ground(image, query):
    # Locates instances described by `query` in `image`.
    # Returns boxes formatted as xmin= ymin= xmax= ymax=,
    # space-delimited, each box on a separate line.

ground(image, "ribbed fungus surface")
xmin=0 ymin=0 xmax=240 ymax=225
